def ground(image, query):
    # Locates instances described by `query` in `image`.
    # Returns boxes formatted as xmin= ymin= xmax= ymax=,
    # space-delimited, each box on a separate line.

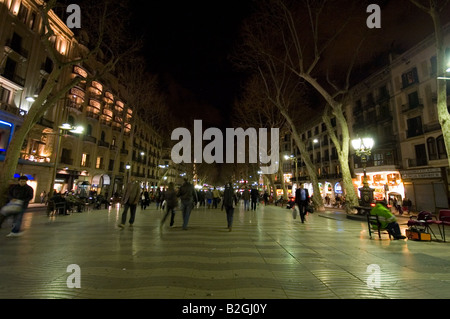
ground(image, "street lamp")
xmin=125 ymin=163 xmax=131 ymax=185
xmin=49 ymin=123 xmax=84 ymax=197
xmin=352 ymin=136 xmax=375 ymax=207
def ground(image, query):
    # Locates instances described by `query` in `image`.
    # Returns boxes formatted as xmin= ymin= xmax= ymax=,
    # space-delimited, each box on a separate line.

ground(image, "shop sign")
xmin=400 ymin=168 xmax=442 ymax=179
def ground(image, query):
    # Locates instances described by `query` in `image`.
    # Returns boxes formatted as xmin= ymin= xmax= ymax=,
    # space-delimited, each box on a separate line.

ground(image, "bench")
xmin=366 ymin=213 xmax=392 ymax=240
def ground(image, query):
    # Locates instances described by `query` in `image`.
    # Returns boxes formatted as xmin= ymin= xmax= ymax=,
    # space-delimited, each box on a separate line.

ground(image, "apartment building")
xmin=389 ymin=23 xmax=450 ymax=212
xmin=0 ymin=0 xmax=163 ymax=201
xmin=285 ymin=24 xmax=450 ymax=212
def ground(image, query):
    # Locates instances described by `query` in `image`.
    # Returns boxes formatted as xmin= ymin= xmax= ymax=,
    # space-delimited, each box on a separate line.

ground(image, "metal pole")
xmin=49 ymin=129 xmax=63 ymax=197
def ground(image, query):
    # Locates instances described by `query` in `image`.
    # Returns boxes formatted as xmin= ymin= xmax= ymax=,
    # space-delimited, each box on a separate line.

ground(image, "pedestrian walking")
xmin=250 ymin=187 xmax=258 ymax=211
xmin=177 ymin=178 xmax=198 ymax=230
xmin=118 ymin=177 xmax=141 ymax=228
xmin=242 ymin=186 xmax=250 ymax=211
xmin=40 ymin=190 xmax=47 ymax=204
xmin=212 ymin=187 xmax=220 ymax=209
xmin=295 ymin=183 xmax=310 ymax=223
xmin=222 ymin=182 xmax=237 ymax=231
xmin=402 ymin=197 xmax=412 ymax=215
xmin=205 ymin=189 xmax=213 ymax=208
xmin=0 ymin=176 xmax=34 ymax=237
xmin=161 ymin=182 xmax=178 ymax=227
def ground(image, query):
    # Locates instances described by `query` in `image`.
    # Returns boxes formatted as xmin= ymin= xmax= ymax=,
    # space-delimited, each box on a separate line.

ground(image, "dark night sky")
xmin=130 ymin=0 xmax=254 ymax=128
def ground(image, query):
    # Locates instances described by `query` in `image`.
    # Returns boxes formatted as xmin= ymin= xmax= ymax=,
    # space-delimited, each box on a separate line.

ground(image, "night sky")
xmin=130 ymin=0 xmax=254 ymax=128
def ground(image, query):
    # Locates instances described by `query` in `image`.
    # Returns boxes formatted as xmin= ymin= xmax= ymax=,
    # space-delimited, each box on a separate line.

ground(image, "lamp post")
xmin=352 ymin=136 xmax=375 ymax=207
xmin=125 ymin=163 xmax=131 ymax=185
xmin=49 ymin=124 xmax=84 ymax=197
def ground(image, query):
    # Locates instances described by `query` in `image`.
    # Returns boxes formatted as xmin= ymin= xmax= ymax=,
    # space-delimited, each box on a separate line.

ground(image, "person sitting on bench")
xmin=370 ymin=202 xmax=406 ymax=240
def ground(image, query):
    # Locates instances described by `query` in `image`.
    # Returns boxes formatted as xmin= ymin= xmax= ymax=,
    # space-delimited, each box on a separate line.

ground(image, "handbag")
xmin=292 ymin=205 xmax=299 ymax=219
xmin=0 ymin=200 xmax=24 ymax=216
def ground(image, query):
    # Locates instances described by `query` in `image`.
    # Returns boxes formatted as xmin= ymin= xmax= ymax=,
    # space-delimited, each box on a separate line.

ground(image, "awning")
xmin=91 ymin=174 xmax=110 ymax=186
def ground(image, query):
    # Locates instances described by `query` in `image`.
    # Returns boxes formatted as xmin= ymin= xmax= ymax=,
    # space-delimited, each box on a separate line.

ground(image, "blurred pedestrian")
xmin=212 ymin=187 xmax=220 ymax=209
xmin=161 ymin=182 xmax=177 ymax=227
xmin=402 ymin=197 xmax=412 ymax=215
xmin=0 ymin=176 xmax=34 ymax=237
xmin=242 ymin=186 xmax=250 ymax=211
xmin=177 ymin=178 xmax=198 ymax=230
xmin=222 ymin=182 xmax=237 ymax=231
xmin=118 ymin=177 xmax=141 ymax=228
xmin=250 ymin=187 xmax=258 ymax=211
xmin=295 ymin=183 xmax=310 ymax=223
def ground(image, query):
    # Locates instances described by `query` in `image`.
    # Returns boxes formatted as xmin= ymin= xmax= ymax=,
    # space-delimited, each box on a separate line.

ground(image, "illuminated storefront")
xmin=353 ymin=171 xmax=405 ymax=202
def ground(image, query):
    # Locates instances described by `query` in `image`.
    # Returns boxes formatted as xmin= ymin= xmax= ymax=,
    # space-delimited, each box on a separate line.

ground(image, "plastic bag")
xmin=0 ymin=200 xmax=24 ymax=216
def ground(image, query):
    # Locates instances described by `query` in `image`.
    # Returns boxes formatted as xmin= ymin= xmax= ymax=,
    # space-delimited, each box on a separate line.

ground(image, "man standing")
xmin=118 ymin=177 xmax=141 ymax=228
xmin=0 ymin=176 xmax=34 ymax=237
xmin=177 ymin=178 xmax=198 ymax=230
xmin=295 ymin=183 xmax=309 ymax=223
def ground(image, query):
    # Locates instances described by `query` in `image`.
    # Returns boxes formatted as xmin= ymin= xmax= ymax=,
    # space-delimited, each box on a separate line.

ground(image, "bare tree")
xmin=232 ymin=75 xmax=290 ymax=199
xmin=234 ymin=0 xmax=370 ymax=212
xmin=410 ymin=0 xmax=450 ymax=169
xmin=0 ymin=0 xmax=139 ymax=205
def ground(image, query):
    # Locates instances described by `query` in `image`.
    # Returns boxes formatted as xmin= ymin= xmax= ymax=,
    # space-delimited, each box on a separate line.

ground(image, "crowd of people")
xmin=0 ymin=175 xmax=416 ymax=239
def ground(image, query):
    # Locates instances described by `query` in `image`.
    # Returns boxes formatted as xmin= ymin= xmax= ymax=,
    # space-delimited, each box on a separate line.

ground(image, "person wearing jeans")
xmin=295 ymin=183 xmax=310 ymax=223
xmin=177 ymin=178 xmax=197 ymax=230
xmin=118 ymin=177 xmax=141 ymax=228
xmin=0 ymin=176 xmax=34 ymax=237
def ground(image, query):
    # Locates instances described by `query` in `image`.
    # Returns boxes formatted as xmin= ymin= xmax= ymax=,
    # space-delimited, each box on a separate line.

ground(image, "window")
xmin=96 ymin=157 xmax=103 ymax=169
xmin=17 ymin=4 xmax=28 ymax=24
xmin=407 ymin=91 xmax=420 ymax=109
xmin=101 ymin=131 xmax=106 ymax=142
xmin=407 ymin=116 xmax=423 ymax=138
xmin=415 ymin=144 xmax=427 ymax=166
xmin=81 ymin=153 xmax=89 ymax=167
xmin=86 ymin=124 xmax=92 ymax=136
xmin=437 ymin=135 xmax=448 ymax=159
xmin=0 ymin=87 xmax=11 ymax=104
xmin=402 ymin=68 xmax=419 ymax=88
xmin=430 ymin=56 xmax=437 ymax=75
xmin=3 ymin=57 xmax=17 ymax=79
xmin=427 ymin=137 xmax=437 ymax=160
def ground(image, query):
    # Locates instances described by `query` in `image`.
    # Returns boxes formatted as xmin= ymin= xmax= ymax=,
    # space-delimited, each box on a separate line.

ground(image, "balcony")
xmin=83 ymin=135 xmax=97 ymax=144
xmin=98 ymin=140 xmax=110 ymax=148
xmin=60 ymin=158 xmax=74 ymax=165
xmin=5 ymin=39 xmax=29 ymax=60
xmin=0 ymin=68 xmax=25 ymax=87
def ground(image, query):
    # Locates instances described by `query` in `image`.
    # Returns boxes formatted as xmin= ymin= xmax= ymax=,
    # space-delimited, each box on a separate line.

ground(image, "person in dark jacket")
xmin=222 ymin=182 xmax=237 ymax=231
xmin=161 ymin=182 xmax=178 ymax=227
xmin=250 ymin=187 xmax=259 ymax=211
xmin=295 ymin=183 xmax=310 ymax=223
xmin=177 ymin=178 xmax=198 ymax=230
xmin=0 ymin=176 xmax=34 ymax=237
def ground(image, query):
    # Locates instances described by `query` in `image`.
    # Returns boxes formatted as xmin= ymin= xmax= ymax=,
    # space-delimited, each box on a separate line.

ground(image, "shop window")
xmin=427 ymin=137 xmax=437 ymax=160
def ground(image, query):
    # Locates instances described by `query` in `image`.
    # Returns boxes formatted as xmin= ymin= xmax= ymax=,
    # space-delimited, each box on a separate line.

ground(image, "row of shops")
xmin=278 ymin=167 xmax=449 ymax=213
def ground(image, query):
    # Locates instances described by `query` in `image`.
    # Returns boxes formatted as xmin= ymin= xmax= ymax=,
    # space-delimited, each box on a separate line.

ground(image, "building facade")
xmin=0 ymin=0 xmax=164 ymax=201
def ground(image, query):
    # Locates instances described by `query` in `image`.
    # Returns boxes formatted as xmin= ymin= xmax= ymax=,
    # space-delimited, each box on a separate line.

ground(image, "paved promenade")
xmin=0 ymin=202 xmax=449 ymax=300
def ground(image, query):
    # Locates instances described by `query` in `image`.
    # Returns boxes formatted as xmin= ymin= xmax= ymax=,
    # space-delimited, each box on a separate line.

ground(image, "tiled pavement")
xmin=0 ymin=203 xmax=449 ymax=300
